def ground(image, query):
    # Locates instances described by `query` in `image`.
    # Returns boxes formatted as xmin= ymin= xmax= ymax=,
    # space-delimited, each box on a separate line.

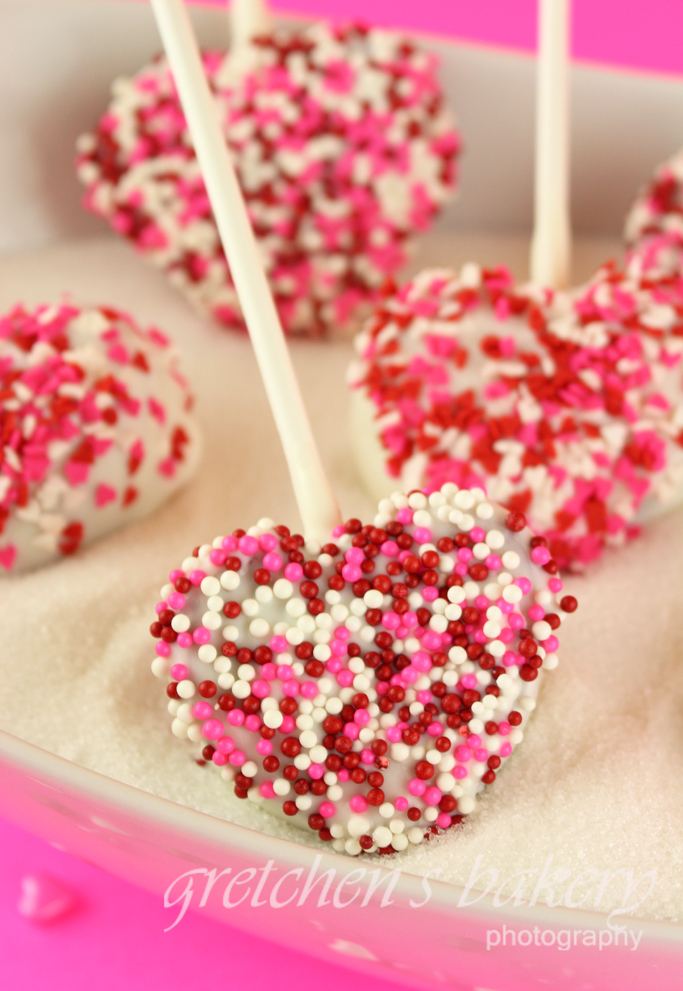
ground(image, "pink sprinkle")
xmin=227 ymin=709 xmax=245 ymax=727
xmin=474 ymin=748 xmax=489 ymax=762
xmin=337 ymin=669 xmax=354 ymax=688
xmin=167 ymin=592 xmax=186 ymax=610
xmin=396 ymin=508 xmax=413 ymax=525
xmin=276 ymin=664 xmax=293 ymax=680
xmin=338 ymin=769 xmax=350 ymax=783
xmin=319 ymin=802 xmax=336 ymax=819
xmin=470 ymin=527 xmax=486 ymax=542
xmin=354 ymin=709 xmax=370 ymax=727
xmin=331 ymin=639 xmax=348 ymax=657
xmin=461 ymin=674 xmax=477 ymax=689
xmin=503 ymin=650 xmax=518 ymax=667
xmin=270 ymin=636 xmax=287 ymax=654
xmin=176 ymin=632 xmax=193 ymax=648
xmin=155 ymin=601 xmax=168 ymax=614
xmin=421 ymin=631 xmax=441 ymax=651
xmin=549 ymin=578 xmax=563 ymax=593
xmin=437 ymin=813 xmax=453 ymax=829
xmin=360 ymin=749 xmax=375 ymax=765
xmin=422 ymin=586 xmax=438 ymax=601
xmin=454 ymin=765 xmax=468 ymax=779
xmin=498 ymin=721 xmax=511 ymax=736
xmin=95 ymin=483 xmax=117 ymax=507
xmin=259 ymin=533 xmax=278 ymax=552
xmin=514 ymin=577 xmax=532 ymax=595
xmin=544 ymin=635 xmax=559 ymax=651
xmin=212 ymin=751 xmax=228 ymax=767
xmin=216 ymin=736 xmax=235 ymax=754
xmin=229 ymin=750 xmax=246 ymax=767
xmin=282 ymin=680 xmax=300 ymax=697
xmin=256 ymin=739 xmax=273 ymax=756
xmin=245 ymin=714 xmax=261 ymax=732
xmin=193 ymin=627 xmax=211 ymax=645
xmin=261 ymin=663 xmax=277 ymax=681
xmin=467 ymin=735 xmax=482 ymax=749
xmin=529 ymin=605 xmax=545 ymax=621
xmin=385 ymin=726 xmax=402 ymax=743
xmin=531 ymin=546 xmax=551 ymax=565
xmin=260 ymin=781 xmax=276 ymax=799
xmin=349 ymin=796 xmax=368 ymax=813
xmin=170 ymin=663 xmax=187 ymax=680
xmin=189 ymin=570 xmax=206 ymax=586
xmin=155 ymin=642 xmax=170 ymax=657
xmin=457 ymin=547 xmax=473 ymax=563
xmin=309 ymin=763 xmax=325 ymax=780
xmin=301 ymin=681 xmax=318 ymax=699
xmin=500 ymin=742 xmax=513 ymax=757
xmin=251 ymin=680 xmax=270 ymax=699
xmin=411 ymin=650 xmax=432 ymax=673
xmin=192 ymin=701 xmax=212 ymax=720
xmin=238 ymin=535 xmax=258 ymax=555
xmin=424 ymin=786 xmax=442 ymax=805
xmin=263 ymin=552 xmax=283 ymax=571
xmin=381 ymin=611 xmax=400 ymax=630
xmin=395 ymin=797 xmax=409 ymax=811
xmin=381 ymin=540 xmax=399 ymax=556
xmin=284 ymin=562 xmax=303 ymax=581
xmin=209 ymin=548 xmax=227 ymax=566
xmin=202 ymin=719 xmax=224 ymax=740
xmin=408 ymin=778 xmax=426 ymax=797
xmin=345 ymin=547 xmax=365 ymax=565
xmin=455 ymin=745 xmax=471 ymax=762
xmin=342 ymin=564 xmax=361 ymax=582
xmin=222 ymin=535 xmax=238 ymax=552
xmin=485 ymin=554 xmax=502 ymax=570
xmin=427 ymin=722 xmax=443 ymax=737
xmin=413 ymin=527 xmax=432 ymax=544
xmin=281 ymin=715 xmax=295 ymax=733
xmin=416 ymin=690 xmax=431 ymax=704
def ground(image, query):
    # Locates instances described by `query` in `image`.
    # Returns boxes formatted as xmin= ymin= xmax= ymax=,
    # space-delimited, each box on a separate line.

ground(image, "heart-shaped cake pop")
xmin=348 ymin=255 xmax=683 ymax=571
xmin=151 ymin=483 xmax=576 ymax=856
xmin=0 ymin=302 xmax=199 ymax=573
xmin=76 ymin=22 xmax=459 ymax=337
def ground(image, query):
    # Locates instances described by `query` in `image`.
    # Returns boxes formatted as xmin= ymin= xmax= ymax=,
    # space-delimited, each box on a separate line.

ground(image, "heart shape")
xmin=349 ymin=185 xmax=683 ymax=570
xmin=18 ymin=873 xmax=75 ymax=923
xmin=0 ymin=302 xmax=199 ymax=573
xmin=76 ymin=22 xmax=460 ymax=337
xmin=151 ymin=483 xmax=576 ymax=856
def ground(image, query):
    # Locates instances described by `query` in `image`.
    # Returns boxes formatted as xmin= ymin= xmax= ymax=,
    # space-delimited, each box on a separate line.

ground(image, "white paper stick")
xmin=230 ymin=0 xmax=271 ymax=60
xmin=530 ymin=0 xmax=571 ymax=289
xmin=150 ymin=0 xmax=341 ymax=543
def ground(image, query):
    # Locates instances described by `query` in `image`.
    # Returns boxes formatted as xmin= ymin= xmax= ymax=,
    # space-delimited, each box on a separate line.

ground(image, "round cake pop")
xmin=151 ymin=483 xmax=576 ymax=855
xmin=0 ymin=302 xmax=199 ymax=574
xmin=348 ymin=258 xmax=683 ymax=571
xmin=75 ymin=21 xmax=460 ymax=337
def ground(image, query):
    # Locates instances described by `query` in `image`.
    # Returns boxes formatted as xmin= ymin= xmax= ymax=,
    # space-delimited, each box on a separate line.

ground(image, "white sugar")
xmin=1 ymin=236 xmax=681 ymax=924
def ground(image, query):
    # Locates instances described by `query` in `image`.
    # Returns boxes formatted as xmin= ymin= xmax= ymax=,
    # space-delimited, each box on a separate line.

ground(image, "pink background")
xmin=246 ymin=0 xmax=683 ymax=76
xmin=3 ymin=2 xmax=682 ymax=990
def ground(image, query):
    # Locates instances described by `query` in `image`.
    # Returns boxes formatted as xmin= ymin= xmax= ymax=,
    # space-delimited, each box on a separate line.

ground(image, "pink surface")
xmin=208 ymin=0 xmax=683 ymax=76
xmin=0 ymin=816 xmax=407 ymax=991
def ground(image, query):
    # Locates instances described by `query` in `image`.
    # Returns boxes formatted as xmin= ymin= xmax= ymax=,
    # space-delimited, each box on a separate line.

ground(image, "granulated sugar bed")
xmin=1 ymin=234 xmax=682 ymax=923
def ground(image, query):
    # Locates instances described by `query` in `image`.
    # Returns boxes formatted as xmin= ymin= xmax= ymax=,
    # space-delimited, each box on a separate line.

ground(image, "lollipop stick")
xmin=150 ymin=0 xmax=341 ymax=543
xmin=230 ymin=0 xmax=271 ymax=60
xmin=530 ymin=0 xmax=571 ymax=289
